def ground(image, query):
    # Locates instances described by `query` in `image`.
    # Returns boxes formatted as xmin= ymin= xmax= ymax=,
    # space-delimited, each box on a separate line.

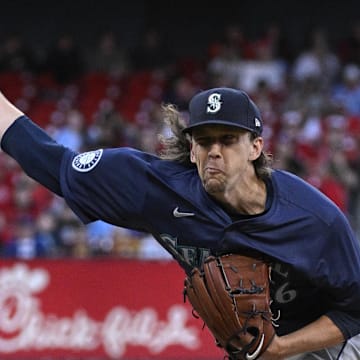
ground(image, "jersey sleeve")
xmin=1 ymin=115 xmax=67 ymax=196
xmin=60 ymin=147 xmax=150 ymax=230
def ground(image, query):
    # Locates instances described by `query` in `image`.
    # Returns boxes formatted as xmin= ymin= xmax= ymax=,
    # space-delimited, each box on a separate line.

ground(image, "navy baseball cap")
xmin=183 ymin=87 xmax=263 ymax=135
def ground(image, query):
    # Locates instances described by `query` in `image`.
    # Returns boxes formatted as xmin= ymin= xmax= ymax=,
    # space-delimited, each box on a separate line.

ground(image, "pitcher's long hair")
xmin=158 ymin=104 xmax=273 ymax=180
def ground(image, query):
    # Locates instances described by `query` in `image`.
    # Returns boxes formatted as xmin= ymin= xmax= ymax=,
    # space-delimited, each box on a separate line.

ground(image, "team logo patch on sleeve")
xmin=72 ymin=149 xmax=103 ymax=172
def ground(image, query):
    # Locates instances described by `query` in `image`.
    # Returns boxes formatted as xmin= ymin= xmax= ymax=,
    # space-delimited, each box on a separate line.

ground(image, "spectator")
xmin=110 ymin=227 xmax=142 ymax=258
xmin=163 ymin=76 xmax=198 ymax=112
xmin=207 ymin=23 xmax=253 ymax=61
xmin=70 ymin=226 xmax=92 ymax=258
xmin=130 ymin=27 xmax=174 ymax=72
xmin=272 ymin=138 xmax=306 ymax=177
xmin=260 ymin=22 xmax=294 ymax=63
xmin=86 ymin=220 xmax=116 ymax=254
xmin=35 ymin=210 xmax=61 ymax=257
xmin=86 ymin=101 xmax=127 ymax=148
xmin=291 ymin=27 xmax=340 ymax=88
xmin=54 ymin=201 xmax=85 ymax=256
xmin=51 ymin=108 xmax=86 ymax=152
xmin=337 ymin=20 xmax=360 ymax=65
xmin=3 ymin=216 xmax=49 ymax=258
xmin=86 ymin=30 xmax=130 ymax=79
xmin=236 ymin=37 xmax=288 ymax=95
xmin=206 ymin=24 xmax=247 ymax=88
xmin=44 ymin=33 xmax=84 ymax=85
xmin=0 ymin=33 xmax=36 ymax=72
xmin=331 ymin=63 xmax=360 ymax=116
xmin=10 ymin=173 xmax=39 ymax=221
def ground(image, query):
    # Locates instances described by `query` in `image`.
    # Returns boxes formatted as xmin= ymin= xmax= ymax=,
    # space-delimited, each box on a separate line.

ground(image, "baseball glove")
xmin=184 ymin=253 xmax=275 ymax=360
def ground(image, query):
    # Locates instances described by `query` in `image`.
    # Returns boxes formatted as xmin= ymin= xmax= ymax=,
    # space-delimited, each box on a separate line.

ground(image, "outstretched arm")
xmin=0 ymin=91 xmax=24 ymax=140
xmin=0 ymin=91 xmax=68 ymax=196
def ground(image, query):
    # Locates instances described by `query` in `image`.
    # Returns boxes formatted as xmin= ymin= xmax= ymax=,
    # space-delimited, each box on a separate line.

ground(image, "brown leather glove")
xmin=184 ymin=253 xmax=275 ymax=360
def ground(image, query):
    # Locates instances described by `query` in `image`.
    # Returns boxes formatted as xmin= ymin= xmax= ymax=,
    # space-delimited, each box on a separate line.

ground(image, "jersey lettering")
xmin=271 ymin=262 xmax=297 ymax=304
xmin=160 ymin=233 xmax=211 ymax=268
xmin=274 ymin=282 xmax=297 ymax=304
xmin=271 ymin=262 xmax=289 ymax=278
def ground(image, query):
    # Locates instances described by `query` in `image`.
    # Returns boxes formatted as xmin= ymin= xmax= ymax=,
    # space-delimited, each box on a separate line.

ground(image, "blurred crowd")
xmin=0 ymin=20 xmax=360 ymax=260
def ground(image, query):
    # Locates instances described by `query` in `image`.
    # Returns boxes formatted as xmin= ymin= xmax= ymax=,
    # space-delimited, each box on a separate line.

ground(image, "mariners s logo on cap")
xmin=206 ymin=93 xmax=222 ymax=114
xmin=183 ymin=87 xmax=263 ymax=136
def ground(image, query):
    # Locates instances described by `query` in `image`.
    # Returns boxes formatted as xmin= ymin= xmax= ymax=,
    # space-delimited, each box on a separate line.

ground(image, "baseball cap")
xmin=183 ymin=87 xmax=263 ymax=135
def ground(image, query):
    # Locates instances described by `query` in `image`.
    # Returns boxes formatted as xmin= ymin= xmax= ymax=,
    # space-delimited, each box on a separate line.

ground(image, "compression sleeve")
xmin=0 ymin=115 xmax=68 ymax=196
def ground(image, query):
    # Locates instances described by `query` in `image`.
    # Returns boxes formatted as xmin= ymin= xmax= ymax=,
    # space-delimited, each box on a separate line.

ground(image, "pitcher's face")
xmin=190 ymin=125 xmax=263 ymax=195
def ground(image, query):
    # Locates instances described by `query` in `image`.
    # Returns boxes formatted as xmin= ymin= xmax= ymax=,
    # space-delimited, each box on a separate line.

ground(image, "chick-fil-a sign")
xmin=0 ymin=259 xmax=223 ymax=359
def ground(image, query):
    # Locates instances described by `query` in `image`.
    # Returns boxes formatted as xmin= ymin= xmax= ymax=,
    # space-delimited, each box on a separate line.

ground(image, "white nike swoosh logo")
xmin=173 ymin=207 xmax=195 ymax=218
xmin=246 ymin=334 xmax=265 ymax=360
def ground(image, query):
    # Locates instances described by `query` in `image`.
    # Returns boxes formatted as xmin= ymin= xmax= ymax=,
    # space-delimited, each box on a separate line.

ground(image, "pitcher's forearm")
xmin=264 ymin=315 xmax=345 ymax=359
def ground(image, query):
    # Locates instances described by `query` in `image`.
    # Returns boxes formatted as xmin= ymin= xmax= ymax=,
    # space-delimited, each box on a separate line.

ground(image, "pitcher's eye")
xmin=220 ymin=135 xmax=238 ymax=145
xmin=195 ymin=137 xmax=211 ymax=147
xmin=194 ymin=134 xmax=239 ymax=147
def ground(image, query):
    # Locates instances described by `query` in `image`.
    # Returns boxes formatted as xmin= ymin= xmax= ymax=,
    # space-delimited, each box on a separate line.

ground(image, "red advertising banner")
xmin=0 ymin=259 xmax=224 ymax=359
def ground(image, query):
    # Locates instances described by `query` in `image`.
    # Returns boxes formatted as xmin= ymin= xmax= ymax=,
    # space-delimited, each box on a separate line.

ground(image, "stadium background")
xmin=1 ymin=1 xmax=360 ymax=55
xmin=0 ymin=1 xmax=360 ymax=359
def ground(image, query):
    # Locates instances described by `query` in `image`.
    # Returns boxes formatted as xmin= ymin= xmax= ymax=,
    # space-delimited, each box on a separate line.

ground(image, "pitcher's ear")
xmin=249 ymin=136 xmax=264 ymax=161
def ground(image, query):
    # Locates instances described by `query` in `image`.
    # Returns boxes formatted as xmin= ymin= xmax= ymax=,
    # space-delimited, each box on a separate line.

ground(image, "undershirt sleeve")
xmin=326 ymin=310 xmax=360 ymax=339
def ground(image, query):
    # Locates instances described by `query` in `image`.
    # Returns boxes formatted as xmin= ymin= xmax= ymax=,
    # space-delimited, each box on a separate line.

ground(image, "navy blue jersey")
xmin=2 ymin=116 xmax=360 ymax=339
